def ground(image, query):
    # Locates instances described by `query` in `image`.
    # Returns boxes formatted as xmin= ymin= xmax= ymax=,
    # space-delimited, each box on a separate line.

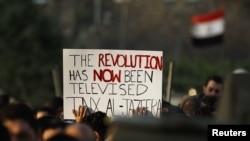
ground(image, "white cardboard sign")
xmin=63 ymin=49 xmax=163 ymax=119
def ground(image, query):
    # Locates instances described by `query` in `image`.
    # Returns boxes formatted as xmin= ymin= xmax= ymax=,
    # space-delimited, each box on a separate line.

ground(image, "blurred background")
xmin=0 ymin=0 xmax=249 ymax=107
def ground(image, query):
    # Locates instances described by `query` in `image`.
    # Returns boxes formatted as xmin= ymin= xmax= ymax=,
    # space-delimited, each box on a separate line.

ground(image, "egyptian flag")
xmin=191 ymin=8 xmax=225 ymax=47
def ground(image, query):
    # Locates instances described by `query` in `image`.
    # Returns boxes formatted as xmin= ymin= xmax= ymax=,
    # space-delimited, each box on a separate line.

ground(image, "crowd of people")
xmin=0 ymin=75 xmax=224 ymax=141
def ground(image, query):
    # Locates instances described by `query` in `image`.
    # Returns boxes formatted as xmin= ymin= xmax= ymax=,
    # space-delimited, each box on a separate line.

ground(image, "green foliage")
xmin=0 ymin=0 xmax=63 ymax=106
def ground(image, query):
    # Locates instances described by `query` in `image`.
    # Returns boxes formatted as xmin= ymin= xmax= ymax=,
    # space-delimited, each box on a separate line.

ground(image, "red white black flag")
xmin=191 ymin=8 xmax=225 ymax=46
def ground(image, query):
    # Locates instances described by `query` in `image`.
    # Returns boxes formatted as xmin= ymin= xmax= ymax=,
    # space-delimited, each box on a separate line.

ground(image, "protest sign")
xmin=63 ymin=49 xmax=163 ymax=119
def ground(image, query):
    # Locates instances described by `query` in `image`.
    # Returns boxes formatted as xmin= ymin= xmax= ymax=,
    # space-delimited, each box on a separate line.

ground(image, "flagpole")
xmin=52 ymin=65 xmax=62 ymax=97
xmin=166 ymin=61 xmax=174 ymax=102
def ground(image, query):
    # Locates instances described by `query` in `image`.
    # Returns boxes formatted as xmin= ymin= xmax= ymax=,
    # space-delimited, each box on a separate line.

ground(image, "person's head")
xmin=46 ymin=97 xmax=63 ymax=119
xmin=203 ymin=75 xmax=223 ymax=97
xmin=194 ymin=106 xmax=215 ymax=118
xmin=47 ymin=133 xmax=78 ymax=141
xmin=81 ymin=111 xmax=110 ymax=141
xmin=161 ymin=100 xmax=185 ymax=118
xmin=42 ymin=128 xmax=63 ymax=141
xmin=36 ymin=115 xmax=65 ymax=141
xmin=180 ymin=95 xmax=205 ymax=117
xmin=65 ymin=123 xmax=95 ymax=141
xmin=0 ymin=102 xmax=38 ymax=141
xmin=35 ymin=106 xmax=56 ymax=119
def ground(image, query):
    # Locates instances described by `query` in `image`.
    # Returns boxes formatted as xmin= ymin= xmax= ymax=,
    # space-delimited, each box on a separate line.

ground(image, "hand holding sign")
xmin=132 ymin=107 xmax=148 ymax=117
xmin=72 ymin=105 xmax=88 ymax=123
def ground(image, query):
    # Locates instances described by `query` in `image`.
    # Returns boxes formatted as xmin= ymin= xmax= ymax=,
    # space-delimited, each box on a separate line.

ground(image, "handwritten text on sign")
xmin=63 ymin=49 xmax=163 ymax=119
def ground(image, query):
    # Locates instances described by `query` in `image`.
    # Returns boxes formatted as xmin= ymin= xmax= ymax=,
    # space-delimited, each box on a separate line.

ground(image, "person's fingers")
xmin=78 ymin=105 xmax=82 ymax=116
xmin=141 ymin=107 xmax=145 ymax=115
xmin=142 ymin=107 xmax=147 ymax=115
xmin=136 ymin=107 xmax=140 ymax=112
xmin=81 ymin=106 xmax=87 ymax=117
xmin=84 ymin=106 xmax=89 ymax=115
xmin=142 ymin=107 xmax=146 ymax=111
xmin=139 ymin=107 xmax=143 ymax=115
xmin=134 ymin=107 xmax=138 ymax=116
xmin=72 ymin=109 xmax=77 ymax=117
xmin=132 ymin=109 xmax=136 ymax=116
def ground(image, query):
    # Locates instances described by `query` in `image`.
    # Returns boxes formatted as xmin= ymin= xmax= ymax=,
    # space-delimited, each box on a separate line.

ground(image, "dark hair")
xmin=201 ymin=95 xmax=218 ymax=108
xmin=46 ymin=97 xmax=63 ymax=111
xmin=47 ymin=133 xmax=78 ymax=141
xmin=0 ymin=102 xmax=37 ymax=132
xmin=81 ymin=111 xmax=109 ymax=141
xmin=0 ymin=123 xmax=11 ymax=141
xmin=204 ymin=75 xmax=223 ymax=86
xmin=162 ymin=100 xmax=184 ymax=115
xmin=194 ymin=106 xmax=214 ymax=118
xmin=35 ymin=106 xmax=56 ymax=116
xmin=0 ymin=94 xmax=10 ymax=108
xmin=36 ymin=115 xmax=65 ymax=135
xmin=180 ymin=96 xmax=201 ymax=109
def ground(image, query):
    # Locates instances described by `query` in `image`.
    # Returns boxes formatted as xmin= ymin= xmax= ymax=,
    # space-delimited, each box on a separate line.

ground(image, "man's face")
xmin=203 ymin=80 xmax=222 ymax=97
